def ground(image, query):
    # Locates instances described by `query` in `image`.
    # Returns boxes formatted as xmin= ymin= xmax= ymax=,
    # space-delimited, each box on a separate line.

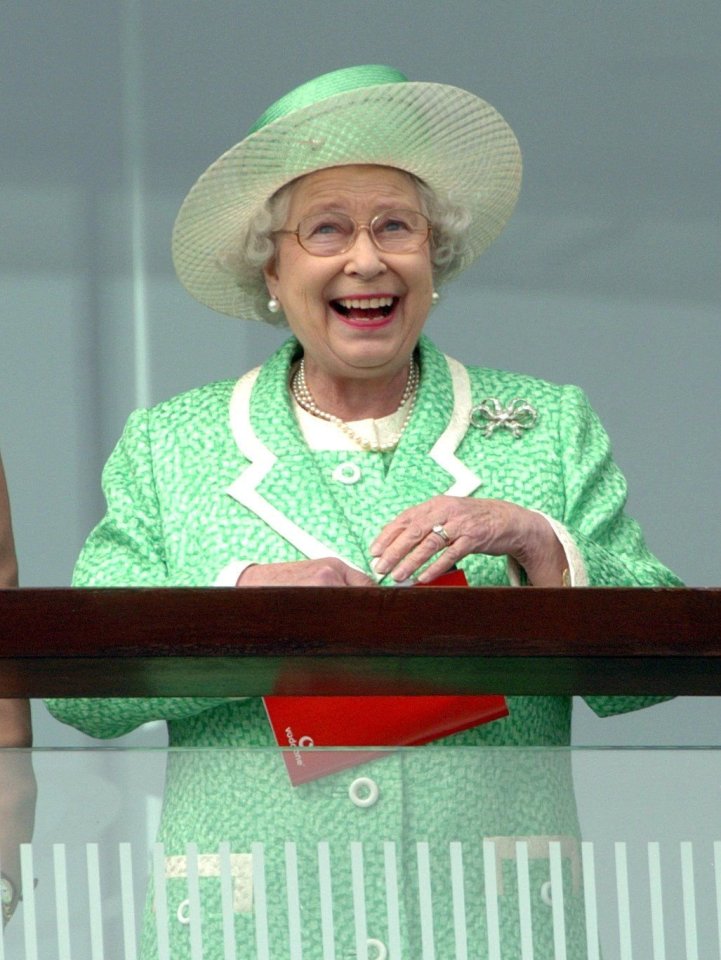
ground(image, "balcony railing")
xmin=1 ymin=586 xmax=720 ymax=958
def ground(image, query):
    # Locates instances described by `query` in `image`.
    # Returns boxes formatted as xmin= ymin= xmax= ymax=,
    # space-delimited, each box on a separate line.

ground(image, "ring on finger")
xmin=431 ymin=523 xmax=450 ymax=544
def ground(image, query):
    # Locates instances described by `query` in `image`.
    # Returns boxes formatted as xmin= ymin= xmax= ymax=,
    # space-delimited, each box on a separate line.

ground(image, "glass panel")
xmin=1 ymin=747 xmax=718 ymax=958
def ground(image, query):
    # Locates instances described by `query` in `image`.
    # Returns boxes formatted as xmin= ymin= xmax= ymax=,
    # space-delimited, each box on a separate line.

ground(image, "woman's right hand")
xmin=236 ymin=558 xmax=374 ymax=587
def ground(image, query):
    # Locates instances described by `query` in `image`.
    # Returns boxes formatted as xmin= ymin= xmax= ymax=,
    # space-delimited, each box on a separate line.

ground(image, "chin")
xmin=334 ymin=342 xmax=411 ymax=375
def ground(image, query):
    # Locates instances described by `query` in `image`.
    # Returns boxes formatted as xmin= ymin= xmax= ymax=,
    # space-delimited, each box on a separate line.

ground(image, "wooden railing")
xmin=1 ymin=587 xmax=720 ymax=696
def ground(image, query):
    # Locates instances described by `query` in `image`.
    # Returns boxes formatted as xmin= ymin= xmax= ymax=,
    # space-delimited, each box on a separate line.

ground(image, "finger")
xmin=370 ymin=494 xmax=452 ymax=555
xmin=415 ymin=548 xmax=465 ymax=584
xmin=386 ymin=528 xmax=457 ymax=582
xmin=370 ymin=516 xmax=427 ymax=559
xmin=371 ymin=521 xmax=431 ymax=575
xmin=309 ymin=559 xmax=370 ymax=586
xmin=344 ymin=569 xmax=376 ymax=586
xmin=392 ymin=526 xmax=482 ymax=583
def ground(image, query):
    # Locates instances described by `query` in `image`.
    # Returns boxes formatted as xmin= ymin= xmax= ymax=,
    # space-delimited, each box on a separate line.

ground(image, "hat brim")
xmin=172 ymin=80 xmax=522 ymax=323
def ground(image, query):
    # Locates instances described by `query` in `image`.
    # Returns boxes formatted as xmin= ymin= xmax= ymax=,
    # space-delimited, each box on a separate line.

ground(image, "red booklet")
xmin=263 ymin=569 xmax=509 ymax=785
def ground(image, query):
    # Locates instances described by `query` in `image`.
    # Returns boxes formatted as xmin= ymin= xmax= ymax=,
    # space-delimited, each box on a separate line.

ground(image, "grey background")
xmin=1 ymin=0 xmax=719 ymax=747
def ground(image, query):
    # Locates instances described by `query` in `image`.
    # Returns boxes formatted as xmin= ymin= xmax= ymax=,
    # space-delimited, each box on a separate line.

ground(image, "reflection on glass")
xmin=0 ymin=749 xmax=37 ymax=931
xmin=1 ymin=747 xmax=719 ymax=959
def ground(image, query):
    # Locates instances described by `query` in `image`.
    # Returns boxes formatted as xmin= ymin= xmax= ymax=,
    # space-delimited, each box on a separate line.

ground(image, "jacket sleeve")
xmin=44 ymin=696 xmax=230 ymax=740
xmin=74 ymin=409 xmax=170 ymax=588
xmin=555 ymin=385 xmax=682 ymax=718
xmin=45 ymin=410 xmax=229 ymax=738
xmin=558 ymin=385 xmax=681 ymax=588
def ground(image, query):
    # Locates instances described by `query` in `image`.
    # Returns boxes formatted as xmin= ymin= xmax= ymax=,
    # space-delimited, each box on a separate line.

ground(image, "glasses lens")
xmin=297 ymin=212 xmax=355 ymax=255
xmin=371 ymin=210 xmax=429 ymax=251
xmin=294 ymin=210 xmax=430 ymax=256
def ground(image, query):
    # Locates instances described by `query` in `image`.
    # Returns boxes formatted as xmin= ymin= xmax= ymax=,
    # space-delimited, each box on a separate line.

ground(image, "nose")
xmin=343 ymin=226 xmax=387 ymax=278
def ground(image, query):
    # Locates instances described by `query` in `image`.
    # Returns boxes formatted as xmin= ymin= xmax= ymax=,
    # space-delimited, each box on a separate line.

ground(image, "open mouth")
xmin=331 ymin=296 xmax=398 ymax=322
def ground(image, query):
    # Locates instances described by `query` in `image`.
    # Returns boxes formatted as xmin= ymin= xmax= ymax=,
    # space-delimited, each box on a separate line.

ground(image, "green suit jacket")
xmin=46 ymin=336 xmax=680 ymax=958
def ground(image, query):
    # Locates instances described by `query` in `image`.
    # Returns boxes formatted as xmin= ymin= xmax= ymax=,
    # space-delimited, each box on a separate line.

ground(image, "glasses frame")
xmin=274 ymin=209 xmax=433 ymax=257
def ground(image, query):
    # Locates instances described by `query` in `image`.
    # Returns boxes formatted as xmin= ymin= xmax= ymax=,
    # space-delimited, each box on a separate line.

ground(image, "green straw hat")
xmin=172 ymin=65 xmax=522 ymax=323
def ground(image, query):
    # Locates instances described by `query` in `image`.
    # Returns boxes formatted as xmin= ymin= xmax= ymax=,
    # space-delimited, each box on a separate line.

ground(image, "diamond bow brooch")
xmin=470 ymin=397 xmax=538 ymax=438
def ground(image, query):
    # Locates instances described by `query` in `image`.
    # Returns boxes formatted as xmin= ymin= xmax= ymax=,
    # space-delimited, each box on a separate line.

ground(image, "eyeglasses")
xmin=274 ymin=209 xmax=432 ymax=257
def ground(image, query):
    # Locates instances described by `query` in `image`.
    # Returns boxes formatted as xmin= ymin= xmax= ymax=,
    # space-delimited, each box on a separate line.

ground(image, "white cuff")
xmin=506 ymin=511 xmax=588 ymax=587
xmin=213 ymin=560 xmax=258 ymax=587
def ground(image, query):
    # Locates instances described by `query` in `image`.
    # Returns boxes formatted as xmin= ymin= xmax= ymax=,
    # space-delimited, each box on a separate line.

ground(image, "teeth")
xmin=336 ymin=297 xmax=394 ymax=310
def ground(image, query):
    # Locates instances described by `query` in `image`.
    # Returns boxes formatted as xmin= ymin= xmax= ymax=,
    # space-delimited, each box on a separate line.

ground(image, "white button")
xmin=348 ymin=776 xmax=380 ymax=808
xmin=332 ymin=462 xmax=362 ymax=485
xmin=540 ymin=880 xmax=553 ymax=906
xmin=367 ymin=938 xmax=388 ymax=960
xmin=177 ymin=898 xmax=191 ymax=925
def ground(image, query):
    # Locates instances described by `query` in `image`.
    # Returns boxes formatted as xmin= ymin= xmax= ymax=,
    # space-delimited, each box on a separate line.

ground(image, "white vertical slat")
xmin=152 ymin=843 xmax=171 ymax=960
xmin=416 ymin=841 xmax=436 ymax=960
xmin=0 ymin=854 xmax=10 ymax=960
xmin=218 ymin=842 xmax=237 ymax=960
xmin=515 ymin=841 xmax=534 ymax=960
xmin=53 ymin=843 xmax=72 ymax=960
xmin=383 ymin=841 xmax=402 ymax=960
xmin=186 ymin=843 xmax=204 ymax=960
xmin=0 ymin=854 xmax=4 ymax=960
xmin=317 ymin=842 xmax=336 ymax=960
xmin=482 ymin=839 xmax=502 ymax=960
xmin=647 ymin=842 xmax=666 ymax=960
xmin=615 ymin=841 xmax=633 ymax=960
xmin=449 ymin=841 xmax=468 ymax=960
xmin=119 ymin=843 xmax=138 ymax=960
xmin=0 ymin=852 xmax=4 ymax=960
xmin=714 ymin=841 xmax=721 ymax=959
xmin=86 ymin=843 xmax=105 ymax=960
xmin=350 ymin=842 xmax=369 ymax=960
xmin=252 ymin=843 xmax=270 ymax=960
xmin=19 ymin=843 xmax=38 ymax=960
xmin=680 ymin=842 xmax=699 ymax=960
xmin=285 ymin=842 xmax=303 ymax=960
xmin=581 ymin=842 xmax=600 ymax=960
xmin=549 ymin=841 xmax=567 ymax=960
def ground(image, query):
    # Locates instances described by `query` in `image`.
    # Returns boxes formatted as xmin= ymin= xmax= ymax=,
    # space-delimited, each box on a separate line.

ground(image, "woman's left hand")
xmin=370 ymin=495 xmax=567 ymax=586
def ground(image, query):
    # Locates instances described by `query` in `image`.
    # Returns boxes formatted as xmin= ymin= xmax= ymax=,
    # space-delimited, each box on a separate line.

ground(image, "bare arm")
xmin=0 ymin=452 xmax=31 ymax=748
xmin=0 ymin=453 xmax=18 ymax=589
xmin=0 ymin=700 xmax=32 ymax=748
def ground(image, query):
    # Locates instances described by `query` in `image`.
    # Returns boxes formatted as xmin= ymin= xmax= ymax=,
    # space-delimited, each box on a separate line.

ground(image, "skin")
xmin=0 ymin=453 xmax=18 ymax=591
xmin=241 ymin=165 xmax=566 ymax=588
xmin=0 ymin=453 xmax=35 ymax=928
xmin=0 ymin=454 xmax=31 ymax=748
xmin=0 ymin=740 xmax=36 ymax=928
xmin=263 ymin=165 xmax=433 ymax=421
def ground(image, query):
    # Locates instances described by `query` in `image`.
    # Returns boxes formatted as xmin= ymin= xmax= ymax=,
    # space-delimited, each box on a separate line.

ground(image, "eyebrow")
xmin=297 ymin=200 xmax=415 ymax=218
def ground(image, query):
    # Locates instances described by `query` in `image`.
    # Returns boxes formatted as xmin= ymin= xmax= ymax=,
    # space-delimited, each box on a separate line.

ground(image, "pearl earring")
xmin=431 ymin=290 xmax=440 ymax=306
xmin=267 ymin=297 xmax=281 ymax=314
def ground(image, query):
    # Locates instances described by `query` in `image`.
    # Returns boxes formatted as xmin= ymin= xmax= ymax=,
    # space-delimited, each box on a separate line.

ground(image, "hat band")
xmin=247 ymin=64 xmax=408 ymax=135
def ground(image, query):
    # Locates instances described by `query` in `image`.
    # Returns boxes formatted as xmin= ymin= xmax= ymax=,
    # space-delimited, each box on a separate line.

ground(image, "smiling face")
xmin=263 ymin=165 xmax=434 ymax=397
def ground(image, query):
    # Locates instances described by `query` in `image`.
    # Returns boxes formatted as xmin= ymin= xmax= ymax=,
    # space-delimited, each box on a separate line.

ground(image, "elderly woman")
xmin=48 ymin=66 xmax=680 ymax=959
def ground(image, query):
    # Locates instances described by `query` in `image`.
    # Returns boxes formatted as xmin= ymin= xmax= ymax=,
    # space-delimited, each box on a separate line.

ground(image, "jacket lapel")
xmin=225 ymin=337 xmax=483 ymax=574
xmin=379 ymin=337 xmax=483 ymax=522
xmin=226 ymin=341 xmax=369 ymax=572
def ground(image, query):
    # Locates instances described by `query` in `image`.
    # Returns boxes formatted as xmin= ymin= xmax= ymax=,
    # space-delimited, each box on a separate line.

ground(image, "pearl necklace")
xmin=291 ymin=357 xmax=419 ymax=453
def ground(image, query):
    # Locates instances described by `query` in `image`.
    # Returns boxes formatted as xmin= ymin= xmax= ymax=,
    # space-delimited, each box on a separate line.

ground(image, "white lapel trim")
xmin=226 ymin=367 xmax=362 ymax=567
xmin=429 ymin=355 xmax=483 ymax=496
